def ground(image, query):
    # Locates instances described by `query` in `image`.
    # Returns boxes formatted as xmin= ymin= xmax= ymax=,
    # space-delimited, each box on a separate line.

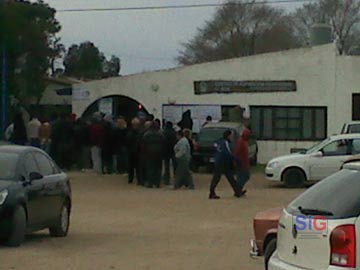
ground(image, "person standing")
xmin=127 ymin=118 xmax=141 ymax=184
xmin=11 ymin=113 xmax=28 ymax=145
xmin=27 ymin=114 xmax=42 ymax=148
xmin=90 ymin=113 xmax=104 ymax=174
xmin=114 ymin=117 xmax=128 ymax=174
xmin=234 ymin=128 xmax=252 ymax=194
xmin=101 ymin=114 xmax=115 ymax=174
xmin=209 ymin=130 xmax=241 ymax=199
xmin=202 ymin=115 xmax=212 ymax=127
xmin=174 ymin=130 xmax=194 ymax=189
xmin=162 ymin=121 xmax=177 ymax=185
xmin=39 ymin=118 xmax=52 ymax=154
xmin=177 ymin=110 xmax=193 ymax=131
xmin=141 ymin=122 xmax=164 ymax=188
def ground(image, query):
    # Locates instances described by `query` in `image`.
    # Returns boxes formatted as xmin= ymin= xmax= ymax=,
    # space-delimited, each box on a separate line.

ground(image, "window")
xmin=322 ymin=139 xmax=351 ymax=156
xmin=0 ymin=153 xmax=19 ymax=180
xmin=250 ymin=106 xmax=327 ymax=141
xmin=24 ymin=153 xmax=39 ymax=174
xmin=34 ymin=153 xmax=54 ymax=176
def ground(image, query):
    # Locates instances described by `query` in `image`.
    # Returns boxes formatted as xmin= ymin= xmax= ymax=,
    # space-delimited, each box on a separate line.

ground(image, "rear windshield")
xmin=348 ymin=124 xmax=360 ymax=134
xmin=198 ymin=128 xmax=229 ymax=142
xmin=287 ymin=169 xmax=360 ymax=219
xmin=0 ymin=153 xmax=19 ymax=180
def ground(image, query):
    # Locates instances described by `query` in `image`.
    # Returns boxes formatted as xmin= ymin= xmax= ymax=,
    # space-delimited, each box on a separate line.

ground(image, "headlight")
xmin=267 ymin=161 xmax=280 ymax=169
xmin=0 ymin=190 xmax=8 ymax=205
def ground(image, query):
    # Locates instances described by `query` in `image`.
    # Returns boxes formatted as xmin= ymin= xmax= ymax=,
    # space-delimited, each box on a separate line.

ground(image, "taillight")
xmin=330 ymin=225 xmax=356 ymax=268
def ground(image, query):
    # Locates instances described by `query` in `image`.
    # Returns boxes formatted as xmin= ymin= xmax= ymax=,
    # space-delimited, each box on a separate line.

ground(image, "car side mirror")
xmin=311 ymin=151 xmax=323 ymax=158
xmin=29 ymin=172 xmax=43 ymax=181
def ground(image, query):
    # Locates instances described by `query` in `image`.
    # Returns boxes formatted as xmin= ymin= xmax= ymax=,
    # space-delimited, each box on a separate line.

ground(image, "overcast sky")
xmin=44 ymin=0 xmax=303 ymax=75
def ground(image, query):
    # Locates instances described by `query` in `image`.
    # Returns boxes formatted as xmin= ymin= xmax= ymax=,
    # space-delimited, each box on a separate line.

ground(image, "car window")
xmin=348 ymin=124 xmax=360 ymax=134
xmin=322 ymin=139 xmax=352 ymax=156
xmin=34 ymin=152 xmax=54 ymax=176
xmin=287 ymin=169 xmax=360 ymax=219
xmin=24 ymin=153 xmax=39 ymax=175
xmin=352 ymin=139 xmax=360 ymax=154
xmin=0 ymin=153 xmax=19 ymax=180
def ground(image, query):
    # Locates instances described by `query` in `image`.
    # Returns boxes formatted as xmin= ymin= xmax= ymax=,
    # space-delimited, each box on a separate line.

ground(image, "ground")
xmin=0 ymin=169 xmax=306 ymax=270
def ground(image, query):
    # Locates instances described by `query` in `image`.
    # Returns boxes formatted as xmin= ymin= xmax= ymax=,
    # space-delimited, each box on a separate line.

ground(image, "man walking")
xmin=209 ymin=130 xmax=241 ymax=199
xmin=234 ymin=128 xmax=252 ymax=194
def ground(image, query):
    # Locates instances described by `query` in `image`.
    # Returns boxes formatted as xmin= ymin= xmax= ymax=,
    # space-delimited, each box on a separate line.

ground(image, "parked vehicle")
xmin=265 ymin=133 xmax=360 ymax=187
xmin=250 ymin=207 xmax=282 ymax=270
xmin=269 ymin=161 xmax=360 ymax=270
xmin=192 ymin=122 xmax=258 ymax=171
xmin=341 ymin=121 xmax=360 ymax=134
xmin=0 ymin=145 xmax=71 ymax=247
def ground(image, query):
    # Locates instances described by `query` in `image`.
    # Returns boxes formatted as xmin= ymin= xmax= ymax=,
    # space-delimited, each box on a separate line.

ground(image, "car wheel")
xmin=283 ymin=168 xmax=306 ymax=188
xmin=264 ymin=238 xmax=277 ymax=270
xmin=49 ymin=202 xmax=70 ymax=237
xmin=6 ymin=206 xmax=26 ymax=247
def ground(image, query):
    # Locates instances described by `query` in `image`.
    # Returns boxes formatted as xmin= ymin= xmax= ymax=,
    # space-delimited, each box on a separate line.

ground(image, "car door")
xmin=23 ymin=152 xmax=47 ymax=228
xmin=309 ymin=139 xmax=353 ymax=180
xmin=33 ymin=152 xmax=63 ymax=224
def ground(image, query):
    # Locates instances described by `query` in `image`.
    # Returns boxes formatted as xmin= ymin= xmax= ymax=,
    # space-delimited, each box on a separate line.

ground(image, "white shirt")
xmin=27 ymin=118 xmax=41 ymax=139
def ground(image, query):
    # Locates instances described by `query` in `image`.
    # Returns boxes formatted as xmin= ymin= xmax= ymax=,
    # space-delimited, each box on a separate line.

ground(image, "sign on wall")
xmin=162 ymin=104 xmax=222 ymax=133
xmin=73 ymin=89 xmax=90 ymax=101
xmin=98 ymin=97 xmax=113 ymax=115
xmin=194 ymin=80 xmax=297 ymax=95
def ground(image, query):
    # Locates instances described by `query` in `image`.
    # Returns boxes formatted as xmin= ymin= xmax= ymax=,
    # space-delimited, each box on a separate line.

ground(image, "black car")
xmin=192 ymin=122 xmax=258 ymax=171
xmin=0 ymin=146 xmax=71 ymax=246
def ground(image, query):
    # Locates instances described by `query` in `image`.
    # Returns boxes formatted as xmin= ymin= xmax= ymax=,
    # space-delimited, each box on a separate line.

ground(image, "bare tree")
xmin=177 ymin=0 xmax=300 ymax=65
xmin=292 ymin=0 xmax=360 ymax=54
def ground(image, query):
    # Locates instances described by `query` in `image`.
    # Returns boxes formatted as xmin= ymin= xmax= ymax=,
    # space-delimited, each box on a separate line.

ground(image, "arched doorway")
xmin=82 ymin=95 xmax=149 ymax=123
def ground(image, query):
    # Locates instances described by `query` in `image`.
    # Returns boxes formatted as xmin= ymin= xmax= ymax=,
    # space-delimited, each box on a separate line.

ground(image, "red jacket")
xmin=90 ymin=123 xmax=104 ymax=147
xmin=234 ymin=128 xmax=251 ymax=170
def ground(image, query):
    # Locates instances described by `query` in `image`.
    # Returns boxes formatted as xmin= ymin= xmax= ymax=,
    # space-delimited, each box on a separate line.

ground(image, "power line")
xmin=57 ymin=0 xmax=316 ymax=13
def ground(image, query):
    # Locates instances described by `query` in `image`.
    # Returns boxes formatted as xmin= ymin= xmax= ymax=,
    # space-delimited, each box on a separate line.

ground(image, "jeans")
xmin=91 ymin=146 xmax=102 ymax=174
xmin=210 ymin=163 xmax=239 ymax=196
xmin=174 ymin=158 xmax=194 ymax=189
xmin=237 ymin=169 xmax=250 ymax=191
xmin=163 ymin=155 xmax=177 ymax=185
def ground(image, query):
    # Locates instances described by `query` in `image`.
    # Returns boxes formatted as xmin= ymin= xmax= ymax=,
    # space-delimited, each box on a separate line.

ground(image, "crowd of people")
xmin=3 ymin=109 xmax=252 ymax=198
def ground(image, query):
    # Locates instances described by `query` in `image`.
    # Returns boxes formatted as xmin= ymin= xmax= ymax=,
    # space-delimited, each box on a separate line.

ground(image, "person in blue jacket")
xmin=209 ymin=129 xmax=242 ymax=199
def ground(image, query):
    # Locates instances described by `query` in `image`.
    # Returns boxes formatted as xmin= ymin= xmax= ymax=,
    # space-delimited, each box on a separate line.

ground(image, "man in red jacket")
xmin=234 ymin=128 xmax=251 ymax=194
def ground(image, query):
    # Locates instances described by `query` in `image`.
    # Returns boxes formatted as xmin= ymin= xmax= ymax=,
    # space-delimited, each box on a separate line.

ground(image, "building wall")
xmin=73 ymin=44 xmax=341 ymax=163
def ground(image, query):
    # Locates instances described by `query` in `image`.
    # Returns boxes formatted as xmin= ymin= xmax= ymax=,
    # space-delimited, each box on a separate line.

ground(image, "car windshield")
xmin=198 ymin=128 xmax=229 ymax=142
xmin=348 ymin=124 xmax=360 ymax=133
xmin=0 ymin=153 xmax=19 ymax=180
xmin=287 ymin=169 xmax=360 ymax=219
xmin=305 ymin=138 xmax=331 ymax=154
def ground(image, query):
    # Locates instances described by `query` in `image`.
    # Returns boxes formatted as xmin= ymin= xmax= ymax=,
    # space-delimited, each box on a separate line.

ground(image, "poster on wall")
xmin=162 ymin=104 xmax=222 ymax=133
xmin=98 ymin=97 xmax=113 ymax=115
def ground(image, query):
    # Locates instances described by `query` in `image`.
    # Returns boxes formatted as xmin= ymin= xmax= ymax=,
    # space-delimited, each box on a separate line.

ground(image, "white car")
xmin=269 ymin=161 xmax=360 ymax=270
xmin=341 ymin=121 xmax=360 ymax=134
xmin=265 ymin=133 xmax=360 ymax=187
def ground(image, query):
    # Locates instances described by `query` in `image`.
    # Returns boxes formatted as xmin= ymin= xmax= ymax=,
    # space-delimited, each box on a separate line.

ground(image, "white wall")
xmin=73 ymin=44 xmax=342 ymax=163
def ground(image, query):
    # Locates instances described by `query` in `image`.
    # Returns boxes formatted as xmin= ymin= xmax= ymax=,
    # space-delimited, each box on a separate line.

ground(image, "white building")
xmin=72 ymin=44 xmax=360 ymax=163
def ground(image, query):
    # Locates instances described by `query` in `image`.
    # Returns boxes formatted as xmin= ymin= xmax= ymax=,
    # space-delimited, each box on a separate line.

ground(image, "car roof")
xmin=203 ymin=122 xmax=243 ymax=129
xmin=0 ymin=145 xmax=40 ymax=154
xmin=346 ymin=121 xmax=360 ymax=125
xmin=329 ymin=133 xmax=360 ymax=140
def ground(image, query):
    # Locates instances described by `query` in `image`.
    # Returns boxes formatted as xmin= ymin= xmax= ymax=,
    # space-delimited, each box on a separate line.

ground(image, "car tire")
xmin=6 ymin=206 xmax=26 ymax=247
xmin=282 ymin=168 xmax=306 ymax=188
xmin=264 ymin=238 xmax=277 ymax=270
xmin=49 ymin=202 xmax=70 ymax=237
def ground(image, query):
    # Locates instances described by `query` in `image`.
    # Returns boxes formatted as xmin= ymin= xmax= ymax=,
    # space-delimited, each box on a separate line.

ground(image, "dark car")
xmin=192 ymin=122 xmax=258 ymax=171
xmin=0 ymin=146 xmax=71 ymax=247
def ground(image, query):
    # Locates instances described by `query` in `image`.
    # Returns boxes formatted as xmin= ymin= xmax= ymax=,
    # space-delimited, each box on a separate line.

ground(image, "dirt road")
xmin=0 ymin=171 xmax=305 ymax=270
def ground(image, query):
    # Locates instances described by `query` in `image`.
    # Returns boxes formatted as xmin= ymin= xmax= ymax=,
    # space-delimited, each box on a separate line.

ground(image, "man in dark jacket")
xmin=141 ymin=122 xmax=164 ymax=188
xmin=162 ymin=121 xmax=177 ymax=185
xmin=209 ymin=130 xmax=241 ymax=199
xmin=127 ymin=118 xmax=141 ymax=184
xmin=234 ymin=128 xmax=251 ymax=194
xmin=177 ymin=110 xmax=193 ymax=131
